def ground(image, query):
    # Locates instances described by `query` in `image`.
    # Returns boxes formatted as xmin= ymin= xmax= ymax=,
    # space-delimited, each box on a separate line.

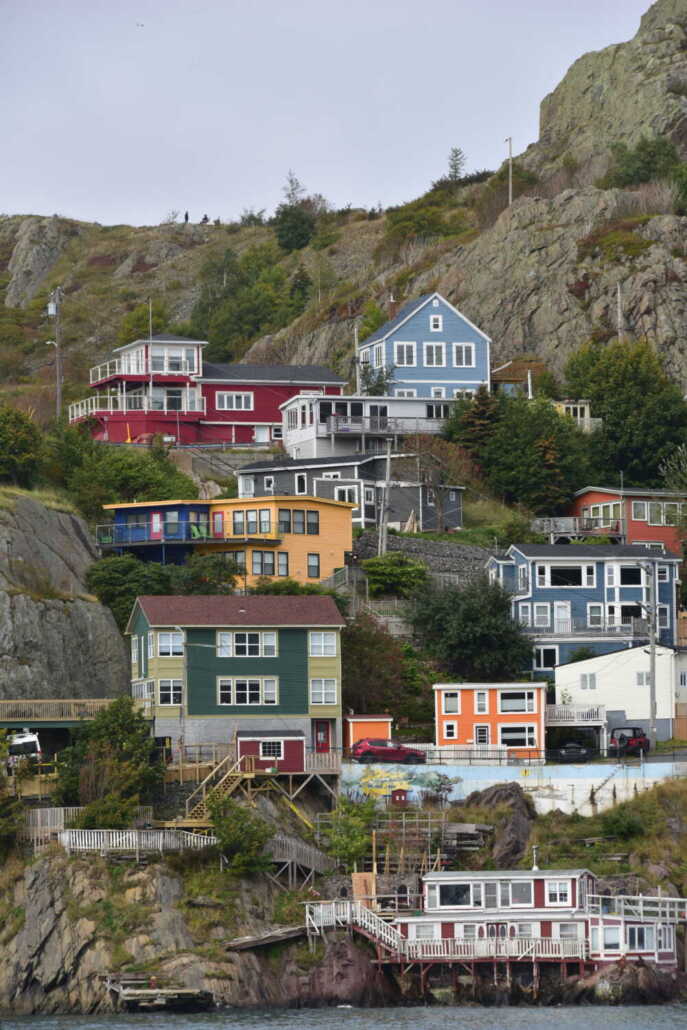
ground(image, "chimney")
xmin=388 ymin=292 xmax=399 ymax=319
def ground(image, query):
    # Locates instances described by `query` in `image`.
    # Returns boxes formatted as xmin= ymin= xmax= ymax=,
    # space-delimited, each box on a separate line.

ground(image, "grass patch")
xmin=0 ymin=485 xmax=77 ymax=514
xmin=577 ymin=216 xmax=653 ymax=263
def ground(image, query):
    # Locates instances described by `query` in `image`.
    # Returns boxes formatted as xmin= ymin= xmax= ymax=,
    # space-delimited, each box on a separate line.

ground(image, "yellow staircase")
xmin=183 ymin=753 xmax=256 ymax=823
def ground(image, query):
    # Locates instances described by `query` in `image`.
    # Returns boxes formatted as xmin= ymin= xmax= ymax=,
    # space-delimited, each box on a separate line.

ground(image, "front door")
xmin=150 ymin=512 xmax=163 ymax=540
xmin=553 ymin=600 xmax=571 ymax=633
xmin=314 ymin=721 xmax=330 ymax=753
xmin=212 ymin=511 xmax=224 ymax=538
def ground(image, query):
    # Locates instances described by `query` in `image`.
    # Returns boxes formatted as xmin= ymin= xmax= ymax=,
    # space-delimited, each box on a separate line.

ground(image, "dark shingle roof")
xmin=362 ymin=294 xmax=435 ymax=346
xmin=238 ymin=455 xmax=378 ymax=473
xmin=574 ymin=485 xmax=687 ymax=499
xmin=200 ymin=363 xmax=345 ymax=384
xmin=512 ymin=544 xmax=680 ymax=560
xmin=133 ymin=594 xmax=345 ymax=628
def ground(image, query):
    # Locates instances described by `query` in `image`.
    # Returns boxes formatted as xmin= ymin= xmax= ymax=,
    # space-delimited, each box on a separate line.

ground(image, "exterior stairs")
xmin=183 ymin=753 xmax=255 ymax=823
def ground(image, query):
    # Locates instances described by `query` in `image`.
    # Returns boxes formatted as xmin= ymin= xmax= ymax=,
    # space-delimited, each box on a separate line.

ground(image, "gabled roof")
xmin=238 ymin=454 xmax=382 ymax=473
xmin=200 ymin=362 xmax=345 ymax=384
xmin=114 ymin=333 xmax=208 ymax=353
xmin=509 ymin=543 xmax=680 ymax=560
xmin=128 ymin=594 xmax=345 ymax=633
xmin=574 ymin=485 xmax=687 ymax=499
xmin=360 ymin=291 xmax=491 ymax=347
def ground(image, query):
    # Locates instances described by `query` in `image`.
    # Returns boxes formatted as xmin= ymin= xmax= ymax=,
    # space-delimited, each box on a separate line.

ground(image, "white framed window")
xmin=658 ymin=605 xmax=670 ymax=629
xmin=533 ymin=603 xmax=550 ymax=628
xmin=519 ymin=602 xmax=531 ymax=626
xmin=159 ymin=679 xmax=182 ymax=705
xmin=636 ymin=671 xmax=650 ymax=687
xmin=431 ymin=386 xmax=445 ymax=399
xmin=546 ymin=880 xmax=570 ymax=905
xmin=555 ymin=922 xmax=578 ymax=939
xmin=648 ymin=502 xmax=664 ymax=526
xmin=263 ymin=678 xmax=278 ymax=704
xmin=216 ymin=392 xmax=253 ymax=410
xmin=425 ymin=402 xmax=450 ymax=419
xmin=454 ymin=388 xmax=475 ymax=399
xmin=680 ymin=672 xmax=687 ymax=688
xmin=321 ymin=472 xmax=340 ymax=480
xmin=216 ymin=631 xmax=277 ymax=658
xmin=580 ymin=673 xmax=597 ymax=691
xmin=423 ymin=342 xmax=445 ymax=367
xmin=364 ymin=486 xmax=375 ymax=505
xmin=335 ymin=485 xmax=358 ymax=504
xmin=309 ymin=631 xmax=337 ymax=656
xmin=533 ymin=646 xmax=558 ymax=670
xmin=413 ymin=922 xmax=439 ymax=940
xmin=260 ymin=739 xmax=283 ymax=760
xmin=158 ymin=631 xmax=184 ymax=657
xmin=499 ymin=690 xmax=536 ymax=714
xmin=310 ymin=678 xmax=337 ymax=704
xmin=515 ymin=923 xmax=533 ymax=938
xmin=272 ymin=426 xmax=282 ymax=440
xmin=603 ymin=926 xmax=621 ymax=950
xmin=148 ymin=632 xmax=154 ymax=659
xmin=307 ymin=553 xmax=320 ymax=578
xmin=442 ymin=691 xmax=460 ymax=714
xmin=394 ymin=341 xmax=416 ymax=366
xmin=475 ymin=691 xmax=489 ymax=715
xmin=627 ymin=925 xmax=654 ymax=951
xmin=665 ymin=502 xmax=680 ymax=526
xmin=444 ymin=721 xmax=457 ymax=739
xmin=264 ymin=476 xmax=274 ymax=493
xmin=588 ymin=603 xmax=603 ymax=628
xmin=657 ymin=925 xmax=674 ymax=950
xmin=360 ymin=348 xmax=370 ymax=366
xmin=499 ymin=725 xmax=537 ymax=748
xmin=632 ymin=501 xmax=647 ymax=521
xmin=395 ymin=388 xmax=416 ymax=398
xmin=218 ymin=678 xmax=233 ymax=704
xmin=295 ymin=474 xmax=307 ymax=495
xmin=658 ymin=564 xmax=669 ymax=582
xmin=475 ymin=725 xmax=490 ymax=746
xmin=277 ymin=552 xmax=289 ymax=577
xmin=217 ymin=678 xmax=278 ymax=706
xmin=131 ymin=636 xmax=138 ymax=665
xmin=430 ymin=314 xmax=443 ymax=332
xmin=373 ymin=343 xmax=383 ymax=368
xmin=453 ymin=343 xmax=475 ymax=367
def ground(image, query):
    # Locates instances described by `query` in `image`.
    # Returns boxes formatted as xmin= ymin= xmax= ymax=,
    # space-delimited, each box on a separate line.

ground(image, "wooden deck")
xmin=106 ymin=974 xmax=213 ymax=1012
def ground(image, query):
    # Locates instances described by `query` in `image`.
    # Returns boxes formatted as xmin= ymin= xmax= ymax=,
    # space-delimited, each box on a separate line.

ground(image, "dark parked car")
xmin=350 ymin=739 xmax=427 ymax=764
xmin=608 ymin=727 xmax=650 ymax=757
xmin=546 ymin=741 xmax=596 ymax=764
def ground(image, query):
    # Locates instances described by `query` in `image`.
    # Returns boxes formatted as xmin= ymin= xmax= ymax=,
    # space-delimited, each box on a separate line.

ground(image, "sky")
xmin=3 ymin=0 xmax=652 ymax=226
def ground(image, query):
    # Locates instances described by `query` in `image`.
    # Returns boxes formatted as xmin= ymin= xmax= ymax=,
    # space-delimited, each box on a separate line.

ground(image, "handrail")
xmin=184 ymin=753 xmax=254 ymax=817
xmin=90 ymin=358 xmax=197 ymax=383
xmin=0 ymin=699 xmax=113 ymax=721
xmin=59 ymin=828 xmax=216 ymax=854
xmin=545 ymin=704 xmax=606 ymax=724
xmin=269 ymin=833 xmax=334 ymax=874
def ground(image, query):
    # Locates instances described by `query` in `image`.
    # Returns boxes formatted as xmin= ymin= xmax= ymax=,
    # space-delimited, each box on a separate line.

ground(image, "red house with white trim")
xmin=570 ymin=486 xmax=687 ymax=554
xmin=68 ymin=334 xmax=345 ymax=445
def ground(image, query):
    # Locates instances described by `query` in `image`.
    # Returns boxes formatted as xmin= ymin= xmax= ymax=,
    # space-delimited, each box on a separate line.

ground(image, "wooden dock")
xmin=225 ymin=925 xmax=306 ymax=950
xmin=106 ymin=974 xmax=214 ymax=1012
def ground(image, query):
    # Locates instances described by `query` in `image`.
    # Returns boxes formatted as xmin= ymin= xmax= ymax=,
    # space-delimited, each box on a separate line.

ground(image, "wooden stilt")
xmin=533 ymin=960 xmax=540 ymax=999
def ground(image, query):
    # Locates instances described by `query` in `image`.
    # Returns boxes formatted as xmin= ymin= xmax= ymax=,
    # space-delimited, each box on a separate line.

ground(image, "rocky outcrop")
xmin=458 ymin=782 xmax=536 ymax=867
xmin=0 ymin=496 xmax=127 ymax=698
xmin=5 ymin=216 xmax=80 ymax=308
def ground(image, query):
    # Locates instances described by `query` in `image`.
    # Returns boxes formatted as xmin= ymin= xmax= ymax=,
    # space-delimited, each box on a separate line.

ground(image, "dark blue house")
xmin=98 ymin=499 xmax=211 ymax=563
xmin=487 ymin=544 xmax=681 ymax=674
xmin=358 ymin=292 xmax=491 ymax=400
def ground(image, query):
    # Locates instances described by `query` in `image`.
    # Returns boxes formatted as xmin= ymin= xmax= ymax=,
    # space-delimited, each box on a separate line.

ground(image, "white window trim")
xmin=444 ymin=720 xmax=458 ymax=740
xmin=453 ymin=342 xmax=475 ymax=368
xmin=536 ymin=563 xmax=596 ymax=589
xmin=216 ymin=391 xmax=254 ymax=411
xmin=533 ymin=645 xmax=558 ymax=671
xmin=546 ymin=879 xmax=572 ymax=907
xmin=158 ymin=678 xmax=183 ymax=706
xmin=295 ymin=475 xmax=308 ymax=495
xmin=216 ymin=676 xmax=279 ymax=706
xmin=309 ymin=678 xmax=338 ymax=705
xmin=498 ymin=723 xmax=538 ymax=748
xmin=475 ymin=690 xmax=489 ymax=715
xmin=158 ymin=630 xmax=184 ymax=658
xmin=498 ymin=690 xmax=536 ymax=715
xmin=519 ymin=602 xmax=531 ymax=626
xmin=587 ymin=602 xmax=603 ymax=628
xmin=658 ymin=604 xmax=670 ymax=629
xmin=423 ymin=341 xmax=446 ymax=368
xmin=431 ymin=386 xmax=446 ymax=399
xmin=395 ymin=388 xmax=417 ymax=398
xmin=580 ymin=672 xmax=597 ymax=691
xmin=454 ymin=388 xmax=476 ymax=399
xmin=335 ymin=485 xmax=358 ymax=504
xmin=131 ymin=637 xmax=138 ymax=665
xmin=259 ymin=739 xmax=284 ymax=761
xmin=309 ymin=631 xmax=337 ymax=657
xmin=658 ymin=564 xmax=669 ymax=582
xmin=474 ymin=724 xmax=490 ymax=745
xmin=533 ymin=603 xmax=550 ymax=628
xmin=394 ymin=341 xmax=416 ymax=367
xmin=441 ymin=690 xmax=461 ymax=715
xmin=429 ymin=314 xmax=443 ymax=332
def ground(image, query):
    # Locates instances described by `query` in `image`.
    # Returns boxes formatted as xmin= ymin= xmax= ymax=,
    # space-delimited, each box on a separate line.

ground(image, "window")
xmin=310 ymin=678 xmax=337 ymax=704
xmin=158 ymin=631 xmax=184 ymax=657
xmin=499 ymin=725 xmax=536 ymax=748
xmin=453 ymin=343 xmax=475 ymax=367
xmin=649 ymin=502 xmax=663 ymax=525
xmin=252 ymin=551 xmax=275 ymax=576
xmin=547 ymin=881 xmax=570 ymax=905
xmin=287 ymin=409 xmax=298 ymax=430
xmin=295 ymin=475 xmax=307 ymax=495
xmin=658 ymin=564 xmax=669 ymax=582
xmin=430 ymin=314 xmax=443 ymax=332
xmin=293 ymin=510 xmax=305 ymax=534
xmin=510 ymin=881 xmax=533 ymax=905
xmin=360 ymin=348 xmax=370 ymax=366
xmin=131 ymin=636 xmax=138 ymax=665
xmin=260 ymin=740 xmax=283 ymax=760
xmin=218 ymin=678 xmax=232 ymax=704
xmin=556 ymin=923 xmax=578 ymax=939
xmin=533 ymin=603 xmax=550 ymax=628
xmin=264 ymin=476 xmax=274 ymax=493
xmin=536 ymin=564 xmax=546 ymax=587
xmin=475 ymin=691 xmax=488 ymax=715
xmin=246 ymin=509 xmax=258 ymax=534
xmin=335 ymin=486 xmax=358 ymax=504
xmin=444 ymin=721 xmax=457 ymax=739
xmin=307 ymin=553 xmax=320 ymax=578
xmin=235 ymin=680 xmax=262 ymax=704
xmin=373 ymin=343 xmax=383 ymax=368
xmin=499 ymin=690 xmax=536 ymax=714
xmin=216 ymin=392 xmax=253 ymax=410
xmin=591 ymin=927 xmax=599 ymax=952
xmin=424 ymin=342 xmax=445 ymax=367
xmin=364 ymin=487 xmax=375 ymax=506
xmin=256 ymin=509 xmax=270 ymax=534
xmin=463 ymin=924 xmax=478 ymax=938
xmin=414 ymin=923 xmax=438 ymax=940
xmin=394 ymin=342 xmax=416 ymax=366
xmin=278 ymin=509 xmax=291 ymax=534
xmin=454 ymin=388 xmax=475 ymax=399
xmin=234 ymin=632 xmax=261 ymax=657
xmin=632 ymin=501 xmax=647 ymax=521
xmin=230 ymin=510 xmax=243 ymax=536
xmin=665 ymin=502 xmax=680 ymax=526
xmin=620 ymin=566 xmax=642 ymax=586
xmin=547 ymin=565 xmax=594 ymax=587
xmin=636 ymin=671 xmax=650 ymax=688
xmin=515 ymin=923 xmax=533 ymax=938
xmin=426 ymin=403 xmax=451 ymax=419
xmin=216 ymin=631 xmax=276 ymax=658
xmin=627 ymin=926 xmax=654 ymax=951
xmin=159 ymin=679 xmax=182 ymax=705
xmin=681 ymin=672 xmax=687 ymax=688
xmin=657 ymin=925 xmax=674 ymax=950
xmin=519 ymin=603 xmax=531 ymax=627
xmin=475 ymin=725 xmax=490 ymax=745
xmin=306 ymin=510 xmax=320 ymax=535
xmin=395 ymin=389 xmax=416 ymax=397
xmin=233 ymin=550 xmax=246 ymax=571
xmin=603 ymin=927 xmax=621 ymax=950
xmin=216 ymin=632 xmax=232 ymax=657
xmin=431 ymin=386 xmax=445 ymax=399
xmin=310 ymin=631 xmax=337 ymax=657
xmin=148 ymin=633 xmax=154 ymax=659
xmin=442 ymin=691 xmax=460 ymax=714
xmin=262 ymin=678 xmax=278 ymax=703
xmin=272 ymin=426 xmax=282 ymax=440
xmin=588 ymin=603 xmax=603 ymax=628
xmin=517 ymin=565 xmax=529 ymax=591
xmin=658 ymin=605 xmax=670 ymax=629
xmin=534 ymin=646 xmax=557 ymax=670
xmin=277 ymin=552 xmax=289 ymax=576
xmin=439 ymin=883 xmax=471 ymax=907
xmin=580 ymin=673 xmax=597 ymax=691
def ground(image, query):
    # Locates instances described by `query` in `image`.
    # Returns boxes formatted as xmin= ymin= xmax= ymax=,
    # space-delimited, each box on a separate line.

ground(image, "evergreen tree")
xmin=444 ymin=384 xmax=500 ymax=461
xmin=289 ymin=263 xmax=312 ymax=308
xmin=273 ymin=204 xmax=316 ymax=251
xmin=0 ymin=406 xmax=41 ymax=487
xmin=448 ymin=146 xmax=466 ymax=181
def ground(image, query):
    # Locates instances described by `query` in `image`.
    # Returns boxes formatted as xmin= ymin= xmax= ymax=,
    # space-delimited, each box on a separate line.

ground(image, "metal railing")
xmin=525 ymin=617 xmax=649 ymax=637
xmin=545 ymin=704 xmax=606 ymax=725
xmin=586 ymin=894 xmax=687 ymax=922
xmin=59 ymin=828 xmax=216 ymax=855
xmin=0 ymin=699 xmax=113 ymax=722
xmin=532 ymin=516 xmax=625 ymax=537
xmin=69 ymin=392 xmax=206 ymax=421
xmin=325 ymin=416 xmax=447 ymax=437
xmin=96 ymin=521 xmax=280 ymax=546
xmin=90 ymin=358 xmax=197 ymax=383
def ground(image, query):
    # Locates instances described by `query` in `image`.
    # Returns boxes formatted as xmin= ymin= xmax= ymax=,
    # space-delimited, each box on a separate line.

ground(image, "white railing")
xmin=59 ymin=828 xmax=216 ymax=855
xmin=526 ymin=617 xmax=648 ymax=638
xmin=90 ymin=358 xmax=197 ymax=383
xmin=326 ymin=416 xmax=447 ymax=437
xmin=586 ymin=894 xmax=687 ymax=922
xmin=69 ymin=393 xmax=206 ymax=422
xmin=22 ymin=806 xmax=153 ymax=848
xmin=307 ymin=901 xmax=403 ymax=951
xmin=546 ymin=704 xmax=606 ymax=725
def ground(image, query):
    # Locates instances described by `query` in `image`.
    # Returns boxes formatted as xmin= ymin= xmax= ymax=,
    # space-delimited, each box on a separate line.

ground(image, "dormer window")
xmin=430 ymin=314 xmax=443 ymax=332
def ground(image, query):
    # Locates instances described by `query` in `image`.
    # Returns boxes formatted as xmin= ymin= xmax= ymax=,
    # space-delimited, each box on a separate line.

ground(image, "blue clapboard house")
xmin=487 ymin=544 xmax=681 ymax=674
xmin=358 ymin=292 xmax=491 ymax=400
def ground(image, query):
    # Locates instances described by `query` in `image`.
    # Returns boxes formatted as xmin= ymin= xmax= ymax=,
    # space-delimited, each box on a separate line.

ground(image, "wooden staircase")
xmin=182 ymin=753 xmax=256 ymax=823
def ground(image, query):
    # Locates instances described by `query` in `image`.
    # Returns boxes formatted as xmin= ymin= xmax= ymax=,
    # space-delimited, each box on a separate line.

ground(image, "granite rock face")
xmin=0 ymin=496 xmax=127 ymax=699
xmin=5 ymin=216 xmax=80 ymax=308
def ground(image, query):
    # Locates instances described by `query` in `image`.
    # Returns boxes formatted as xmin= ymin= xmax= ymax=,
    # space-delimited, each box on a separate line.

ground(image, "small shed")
xmin=344 ymin=715 xmax=393 ymax=747
xmin=237 ymin=730 xmax=305 ymax=773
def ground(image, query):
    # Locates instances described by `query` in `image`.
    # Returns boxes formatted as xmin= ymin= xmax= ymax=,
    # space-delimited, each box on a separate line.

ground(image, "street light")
xmin=47 ymin=286 xmax=63 ymax=417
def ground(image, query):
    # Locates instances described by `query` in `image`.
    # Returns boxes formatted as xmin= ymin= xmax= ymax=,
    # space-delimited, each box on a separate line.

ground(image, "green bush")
xmin=600 ymin=806 xmax=644 ymax=840
xmin=361 ymin=552 xmax=429 ymax=598
xmin=0 ymin=406 xmax=42 ymax=488
xmin=598 ymin=136 xmax=681 ymax=189
xmin=209 ymin=796 xmax=273 ymax=877
xmin=322 ymin=796 xmax=377 ymax=872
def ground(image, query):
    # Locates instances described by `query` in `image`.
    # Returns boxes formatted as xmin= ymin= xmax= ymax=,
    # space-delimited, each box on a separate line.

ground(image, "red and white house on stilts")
xmin=306 ymin=866 xmax=686 ymax=991
xmin=68 ymin=334 xmax=345 ymax=445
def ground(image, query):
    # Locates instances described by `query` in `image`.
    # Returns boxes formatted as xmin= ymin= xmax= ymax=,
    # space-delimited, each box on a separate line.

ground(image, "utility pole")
xmin=505 ymin=137 xmax=513 ymax=206
xmin=377 ymin=438 xmax=392 ymax=556
xmin=47 ymin=286 xmax=63 ymax=417
xmin=617 ymin=282 xmax=624 ymax=343
xmin=641 ymin=561 xmax=658 ymax=752
xmin=354 ymin=324 xmax=360 ymax=394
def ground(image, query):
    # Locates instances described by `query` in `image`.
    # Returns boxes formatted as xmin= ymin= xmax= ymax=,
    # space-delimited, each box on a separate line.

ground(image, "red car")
xmin=608 ymin=727 xmax=650 ymax=757
xmin=350 ymin=738 xmax=427 ymax=764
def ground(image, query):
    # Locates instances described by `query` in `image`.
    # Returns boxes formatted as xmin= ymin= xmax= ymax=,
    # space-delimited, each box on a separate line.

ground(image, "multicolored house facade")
xmin=126 ymin=594 xmax=344 ymax=763
xmin=68 ymin=332 xmax=345 ymax=444
xmin=433 ymin=682 xmax=547 ymax=758
xmin=98 ymin=495 xmax=354 ymax=586
xmin=487 ymin=544 xmax=681 ymax=673
xmin=569 ymin=486 xmax=687 ymax=554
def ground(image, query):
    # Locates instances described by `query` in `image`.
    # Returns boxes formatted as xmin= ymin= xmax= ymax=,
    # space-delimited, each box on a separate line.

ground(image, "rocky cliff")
xmin=0 ymin=494 xmax=128 ymax=698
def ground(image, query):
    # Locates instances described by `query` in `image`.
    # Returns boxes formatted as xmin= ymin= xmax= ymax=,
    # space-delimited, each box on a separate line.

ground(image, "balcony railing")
xmin=546 ymin=704 xmax=606 ymax=726
xmin=69 ymin=393 xmax=206 ymax=422
xmin=525 ymin=617 xmax=648 ymax=637
xmin=532 ymin=517 xmax=626 ymax=537
xmin=90 ymin=358 xmax=197 ymax=383
xmin=0 ymin=699 xmax=113 ymax=722
xmin=586 ymin=894 xmax=687 ymax=922
xmin=325 ymin=416 xmax=447 ymax=436
xmin=96 ymin=521 xmax=280 ymax=547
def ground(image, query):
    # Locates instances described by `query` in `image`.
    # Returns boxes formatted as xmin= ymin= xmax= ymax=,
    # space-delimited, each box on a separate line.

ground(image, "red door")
xmin=212 ymin=511 xmax=224 ymax=538
xmin=150 ymin=512 xmax=163 ymax=540
xmin=314 ymin=721 xmax=330 ymax=753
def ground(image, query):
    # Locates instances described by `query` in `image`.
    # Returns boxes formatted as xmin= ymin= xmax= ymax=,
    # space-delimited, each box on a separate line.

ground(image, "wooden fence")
xmin=0 ymin=699 xmax=113 ymax=722
xmin=21 ymin=806 xmax=153 ymax=849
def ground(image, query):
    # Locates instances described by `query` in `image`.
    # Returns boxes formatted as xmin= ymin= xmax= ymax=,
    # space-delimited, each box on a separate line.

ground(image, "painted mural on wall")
xmin=342 ymin=764 xmax=463 ymax=802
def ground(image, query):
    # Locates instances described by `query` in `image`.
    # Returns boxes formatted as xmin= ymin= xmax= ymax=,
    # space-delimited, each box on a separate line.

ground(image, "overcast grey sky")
xmin=4 ymin=0 xmax=651 ymax=226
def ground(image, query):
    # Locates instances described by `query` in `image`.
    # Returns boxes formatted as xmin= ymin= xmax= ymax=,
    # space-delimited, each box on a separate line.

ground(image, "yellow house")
xmin=99 ymin=495 xmax=354 ymax=588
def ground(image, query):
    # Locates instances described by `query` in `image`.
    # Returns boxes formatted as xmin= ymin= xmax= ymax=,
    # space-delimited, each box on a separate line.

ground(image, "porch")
xmin=69 ymin=390 xmax=205 ymax=422
xmin=545 ymin=704 xmax=606 ymax=727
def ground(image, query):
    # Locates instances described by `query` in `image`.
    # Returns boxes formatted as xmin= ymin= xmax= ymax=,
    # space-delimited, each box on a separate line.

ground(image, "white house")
xmin=554 ymin=645 xmax=687 ymax=741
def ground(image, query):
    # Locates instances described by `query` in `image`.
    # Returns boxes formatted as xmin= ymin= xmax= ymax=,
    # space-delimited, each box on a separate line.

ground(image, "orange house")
xmin=433 ymin=683 xmax=547 ymax=758
xmin=343 ymin=714 xmax=394 ymax=748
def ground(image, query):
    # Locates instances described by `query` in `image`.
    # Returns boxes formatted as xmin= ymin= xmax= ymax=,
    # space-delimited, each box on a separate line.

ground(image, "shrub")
xmin=0 ymin=406 xmax=42 ymax=488
xmin=361 ymin=552 xmax=429 ymax=598
xmin=209 ymin=797 xmax=273 ymax=876
xmin=601 ymin=806 xmax=644 ymax=840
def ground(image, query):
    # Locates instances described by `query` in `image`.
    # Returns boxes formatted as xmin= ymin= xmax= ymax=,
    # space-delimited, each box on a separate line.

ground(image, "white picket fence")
xmin=58 ymin=828 xmax=216 ymax=857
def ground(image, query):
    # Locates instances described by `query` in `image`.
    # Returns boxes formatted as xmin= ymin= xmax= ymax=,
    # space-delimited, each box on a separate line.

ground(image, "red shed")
xmin=237 ymin=731 xmax=305 ymax=773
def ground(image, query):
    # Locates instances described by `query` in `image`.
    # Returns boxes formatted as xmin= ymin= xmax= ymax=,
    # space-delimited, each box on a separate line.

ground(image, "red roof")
xmin=133 ymin=594 xmax=345 ymax=628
